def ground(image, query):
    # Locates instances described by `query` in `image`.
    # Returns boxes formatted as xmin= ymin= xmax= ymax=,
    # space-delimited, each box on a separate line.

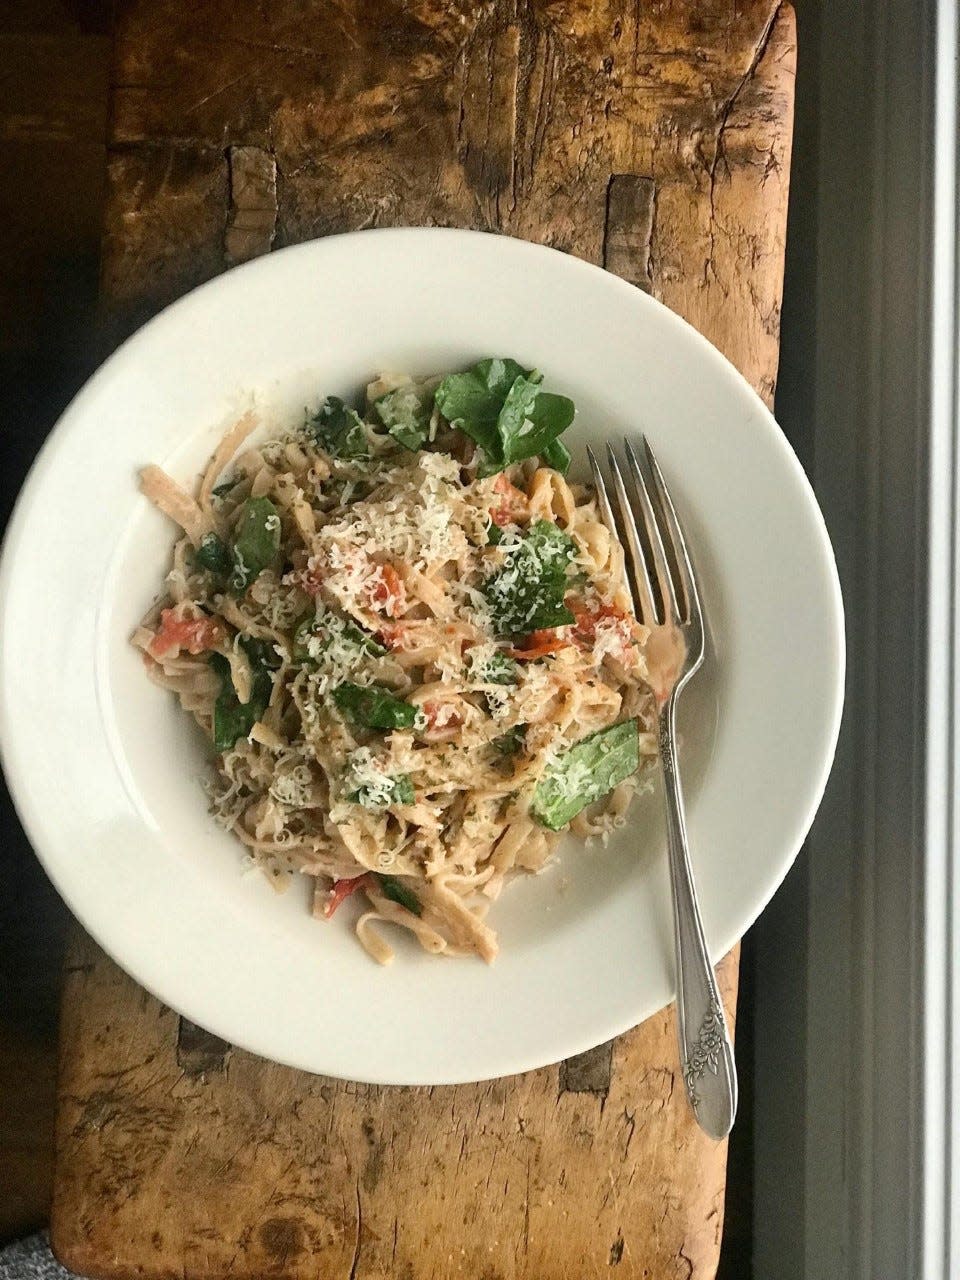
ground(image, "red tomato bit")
xmin=323 ymin=873 xmax=373 ymax=919
xmin=149 ymin=608 xmax=223 ymax=657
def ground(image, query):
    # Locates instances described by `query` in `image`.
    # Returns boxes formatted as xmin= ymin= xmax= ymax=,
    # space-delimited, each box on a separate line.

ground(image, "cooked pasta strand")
xmin=135 ymin=369 xmax=660 ymax=963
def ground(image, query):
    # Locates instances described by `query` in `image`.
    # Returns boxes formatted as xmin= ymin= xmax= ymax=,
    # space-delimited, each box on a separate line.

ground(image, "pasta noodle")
xmin=135 ymin=367 xmax=659 ymax=963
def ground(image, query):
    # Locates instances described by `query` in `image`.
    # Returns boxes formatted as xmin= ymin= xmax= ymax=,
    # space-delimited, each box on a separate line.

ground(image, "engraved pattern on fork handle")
xmin=658 ymin=693 xmax=738 ymax=1139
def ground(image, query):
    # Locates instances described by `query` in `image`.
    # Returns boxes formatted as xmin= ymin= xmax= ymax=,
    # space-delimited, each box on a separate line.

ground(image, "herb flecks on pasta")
xmin=134 ymin=361 xmax=658 ymax=963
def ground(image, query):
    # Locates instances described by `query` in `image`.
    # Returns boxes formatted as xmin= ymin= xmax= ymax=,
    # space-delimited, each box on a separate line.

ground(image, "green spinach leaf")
xmin=229 ymin=497 xmax=281 ymax=592
xmin=483 ymin=519 xmax=577 ymax=636
xmin=434 ymin=358 xmax=575 ymax=473
xmin=531 ymin=720 xmax=640 ymax=830
xmin=539 ymin=436 xmax=572 ymax=474
xmin=293 ymin=613 xmax=386 ymax=665
xmin=374 ymin=385 xmax=432 ymax=451
xmin=496 ymin=376 xmax=575 ymax=466
xmin=376 ymin=873 xmax=422 ymax=915
xmin=332 ymin=682 xmax=417 ymax=730
xmin=209 ymin=643 xmax=274 ymax=753
xmin=492 ymin=724 xmax=526 ymax=756
xmin=471 ymin=650 xmax=519 ymax=685
xmin=435 ymin=358 xmax=530 ymax=439
xmin=195 ymin=532 xmax=233 ymax=576
xmin=306 ymin=395 xmax=369 ymax=458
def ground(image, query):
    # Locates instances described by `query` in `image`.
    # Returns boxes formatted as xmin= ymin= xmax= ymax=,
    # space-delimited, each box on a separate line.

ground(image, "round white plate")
xmin=0 ymin=229 xmax=843 ymax=1084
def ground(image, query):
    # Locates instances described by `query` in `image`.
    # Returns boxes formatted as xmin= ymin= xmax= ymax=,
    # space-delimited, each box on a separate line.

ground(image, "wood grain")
xmin=51 ymin=2 xmax=796 ymax=1277
xmin=55 ymin=932 xmax=741 ymax=1280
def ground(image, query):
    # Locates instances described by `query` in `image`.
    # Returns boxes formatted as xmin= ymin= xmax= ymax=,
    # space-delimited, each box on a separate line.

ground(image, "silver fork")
xmin=587 ymin=437 xmax=737 ymax=1140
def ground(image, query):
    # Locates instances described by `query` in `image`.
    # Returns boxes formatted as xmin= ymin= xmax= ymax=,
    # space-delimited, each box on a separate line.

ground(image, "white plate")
xmin=0 ymin=230 xmax=843 ymax=1084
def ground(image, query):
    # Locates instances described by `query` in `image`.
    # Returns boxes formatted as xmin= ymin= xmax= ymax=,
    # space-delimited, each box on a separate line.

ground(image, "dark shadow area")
xmin=0 ymin=0 xmax=111 ymax=1240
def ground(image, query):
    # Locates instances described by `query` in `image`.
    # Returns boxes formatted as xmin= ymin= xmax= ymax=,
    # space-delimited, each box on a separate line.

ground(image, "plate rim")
xmin=0 ymin=227 xmax=846 ymax=1083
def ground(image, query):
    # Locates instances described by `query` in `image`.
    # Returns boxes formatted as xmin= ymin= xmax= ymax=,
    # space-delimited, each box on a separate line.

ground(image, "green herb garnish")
xmin=531 ymin=721 xmax=640 ymax=830
xmin=351 ymin=773 xmax=415 ymax=809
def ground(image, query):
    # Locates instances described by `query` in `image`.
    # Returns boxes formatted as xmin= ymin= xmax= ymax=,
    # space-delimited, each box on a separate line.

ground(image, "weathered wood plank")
xmin=50 ymin=2 xmax=796 ymax=1277
xmin=53 ymin=932 xmax=741 ymax=1280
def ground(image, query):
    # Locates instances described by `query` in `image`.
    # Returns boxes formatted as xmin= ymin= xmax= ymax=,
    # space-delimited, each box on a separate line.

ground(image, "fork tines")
xmin=586 ymin=438 xmax=701 ymax=631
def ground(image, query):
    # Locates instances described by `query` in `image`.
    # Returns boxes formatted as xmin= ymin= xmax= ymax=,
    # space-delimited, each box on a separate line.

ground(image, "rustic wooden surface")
xmin=50 ymin=2 xmax=795 ymax=1277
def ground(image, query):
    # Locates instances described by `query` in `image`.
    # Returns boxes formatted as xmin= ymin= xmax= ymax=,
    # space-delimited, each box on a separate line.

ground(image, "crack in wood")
xmin=705 ymin=1 xmax=786 ymax=287
xmin=347 ymin=1178 xmax=362 ymax=1280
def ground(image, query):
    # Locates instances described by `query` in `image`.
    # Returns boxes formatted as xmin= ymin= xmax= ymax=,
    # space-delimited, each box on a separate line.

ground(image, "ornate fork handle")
xmin=659 ymin=691 xmax=737 ymax=1140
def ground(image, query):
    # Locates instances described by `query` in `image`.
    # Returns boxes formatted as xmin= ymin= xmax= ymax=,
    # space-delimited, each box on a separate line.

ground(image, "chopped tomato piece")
xmin=364 ymin=564 xmax=406 ymax=617
xmin=508 ymin=628 xmax=573 ymax=660
xmin=422 ymin=700 xmax=463 ymax=731
xmin=149 ymin=608 xmax=223 ymax=658
xmin=572 ymin=603 xmax=638 ymax=665
xmin=572 ymin=604 xmax=632 ymax=644
xmin=377 ymin=621 xmax=408 ymax=650
xmin=323 ymin=873 xmax=373 ymax=919
xmin=490 ymin=473 xmax=528 ymax=526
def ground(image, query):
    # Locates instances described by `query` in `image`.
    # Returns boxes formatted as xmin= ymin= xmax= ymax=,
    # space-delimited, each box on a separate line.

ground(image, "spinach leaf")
xmin=483 ymin=519 xmax=577 ymax=636
xmin=306 ymin=395 xmax=369 ymax=458
xmin=209 ymin=643 xmax=274 ymax=753
xmin=374 ymin=385 xmax=431 ymax=452
xmin=539 ymin=436 xmax=572 ymax=474
xmin=229 ymin=497 xmax=281 ymax=592
xmin=492 ymin=724 xmax=526 ymax=756
xmin=376 ymin=873 xmax=422 ymax=915
xmin=293 ymin=613 xmax=386 ymax=665
xmin=434 ymin=358 xmax=575 ymax=473
xmin=472 ymin=650 xmax=518 ymax=685
xmin=487 ymin=522 xmax=505 ymax=546
xmin=352 ymin=773 xmax=415 ymax=809
xmin=496 ymin=376 xmax=575 ymax=466
xmin=195 ymin=532 xmax=232 ymax=576
xmin=531 ymin=720 xmax=640 ymax=830
xmin=435 ymin=358 xmax=530 ymax=438
xmin=332 ymin=682 xmax=417 ymax=730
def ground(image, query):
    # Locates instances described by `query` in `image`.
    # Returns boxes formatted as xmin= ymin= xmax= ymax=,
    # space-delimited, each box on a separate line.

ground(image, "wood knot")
xmin=258 ymin=1217 xmax=305 ymax=1262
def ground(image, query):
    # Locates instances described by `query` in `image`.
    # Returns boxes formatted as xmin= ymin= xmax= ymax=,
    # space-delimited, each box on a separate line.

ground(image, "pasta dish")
xmin=135 ymin=358 xmax=657 ymax=962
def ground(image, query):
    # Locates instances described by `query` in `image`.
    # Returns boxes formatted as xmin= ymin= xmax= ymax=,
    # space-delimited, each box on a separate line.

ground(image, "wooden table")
xmin=50 ymin=3 xmax=795 ymax=1276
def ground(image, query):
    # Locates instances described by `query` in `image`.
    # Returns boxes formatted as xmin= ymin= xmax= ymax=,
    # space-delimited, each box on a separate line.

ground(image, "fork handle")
xmin=658 ymin=693 xmax=738 ymax=1140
